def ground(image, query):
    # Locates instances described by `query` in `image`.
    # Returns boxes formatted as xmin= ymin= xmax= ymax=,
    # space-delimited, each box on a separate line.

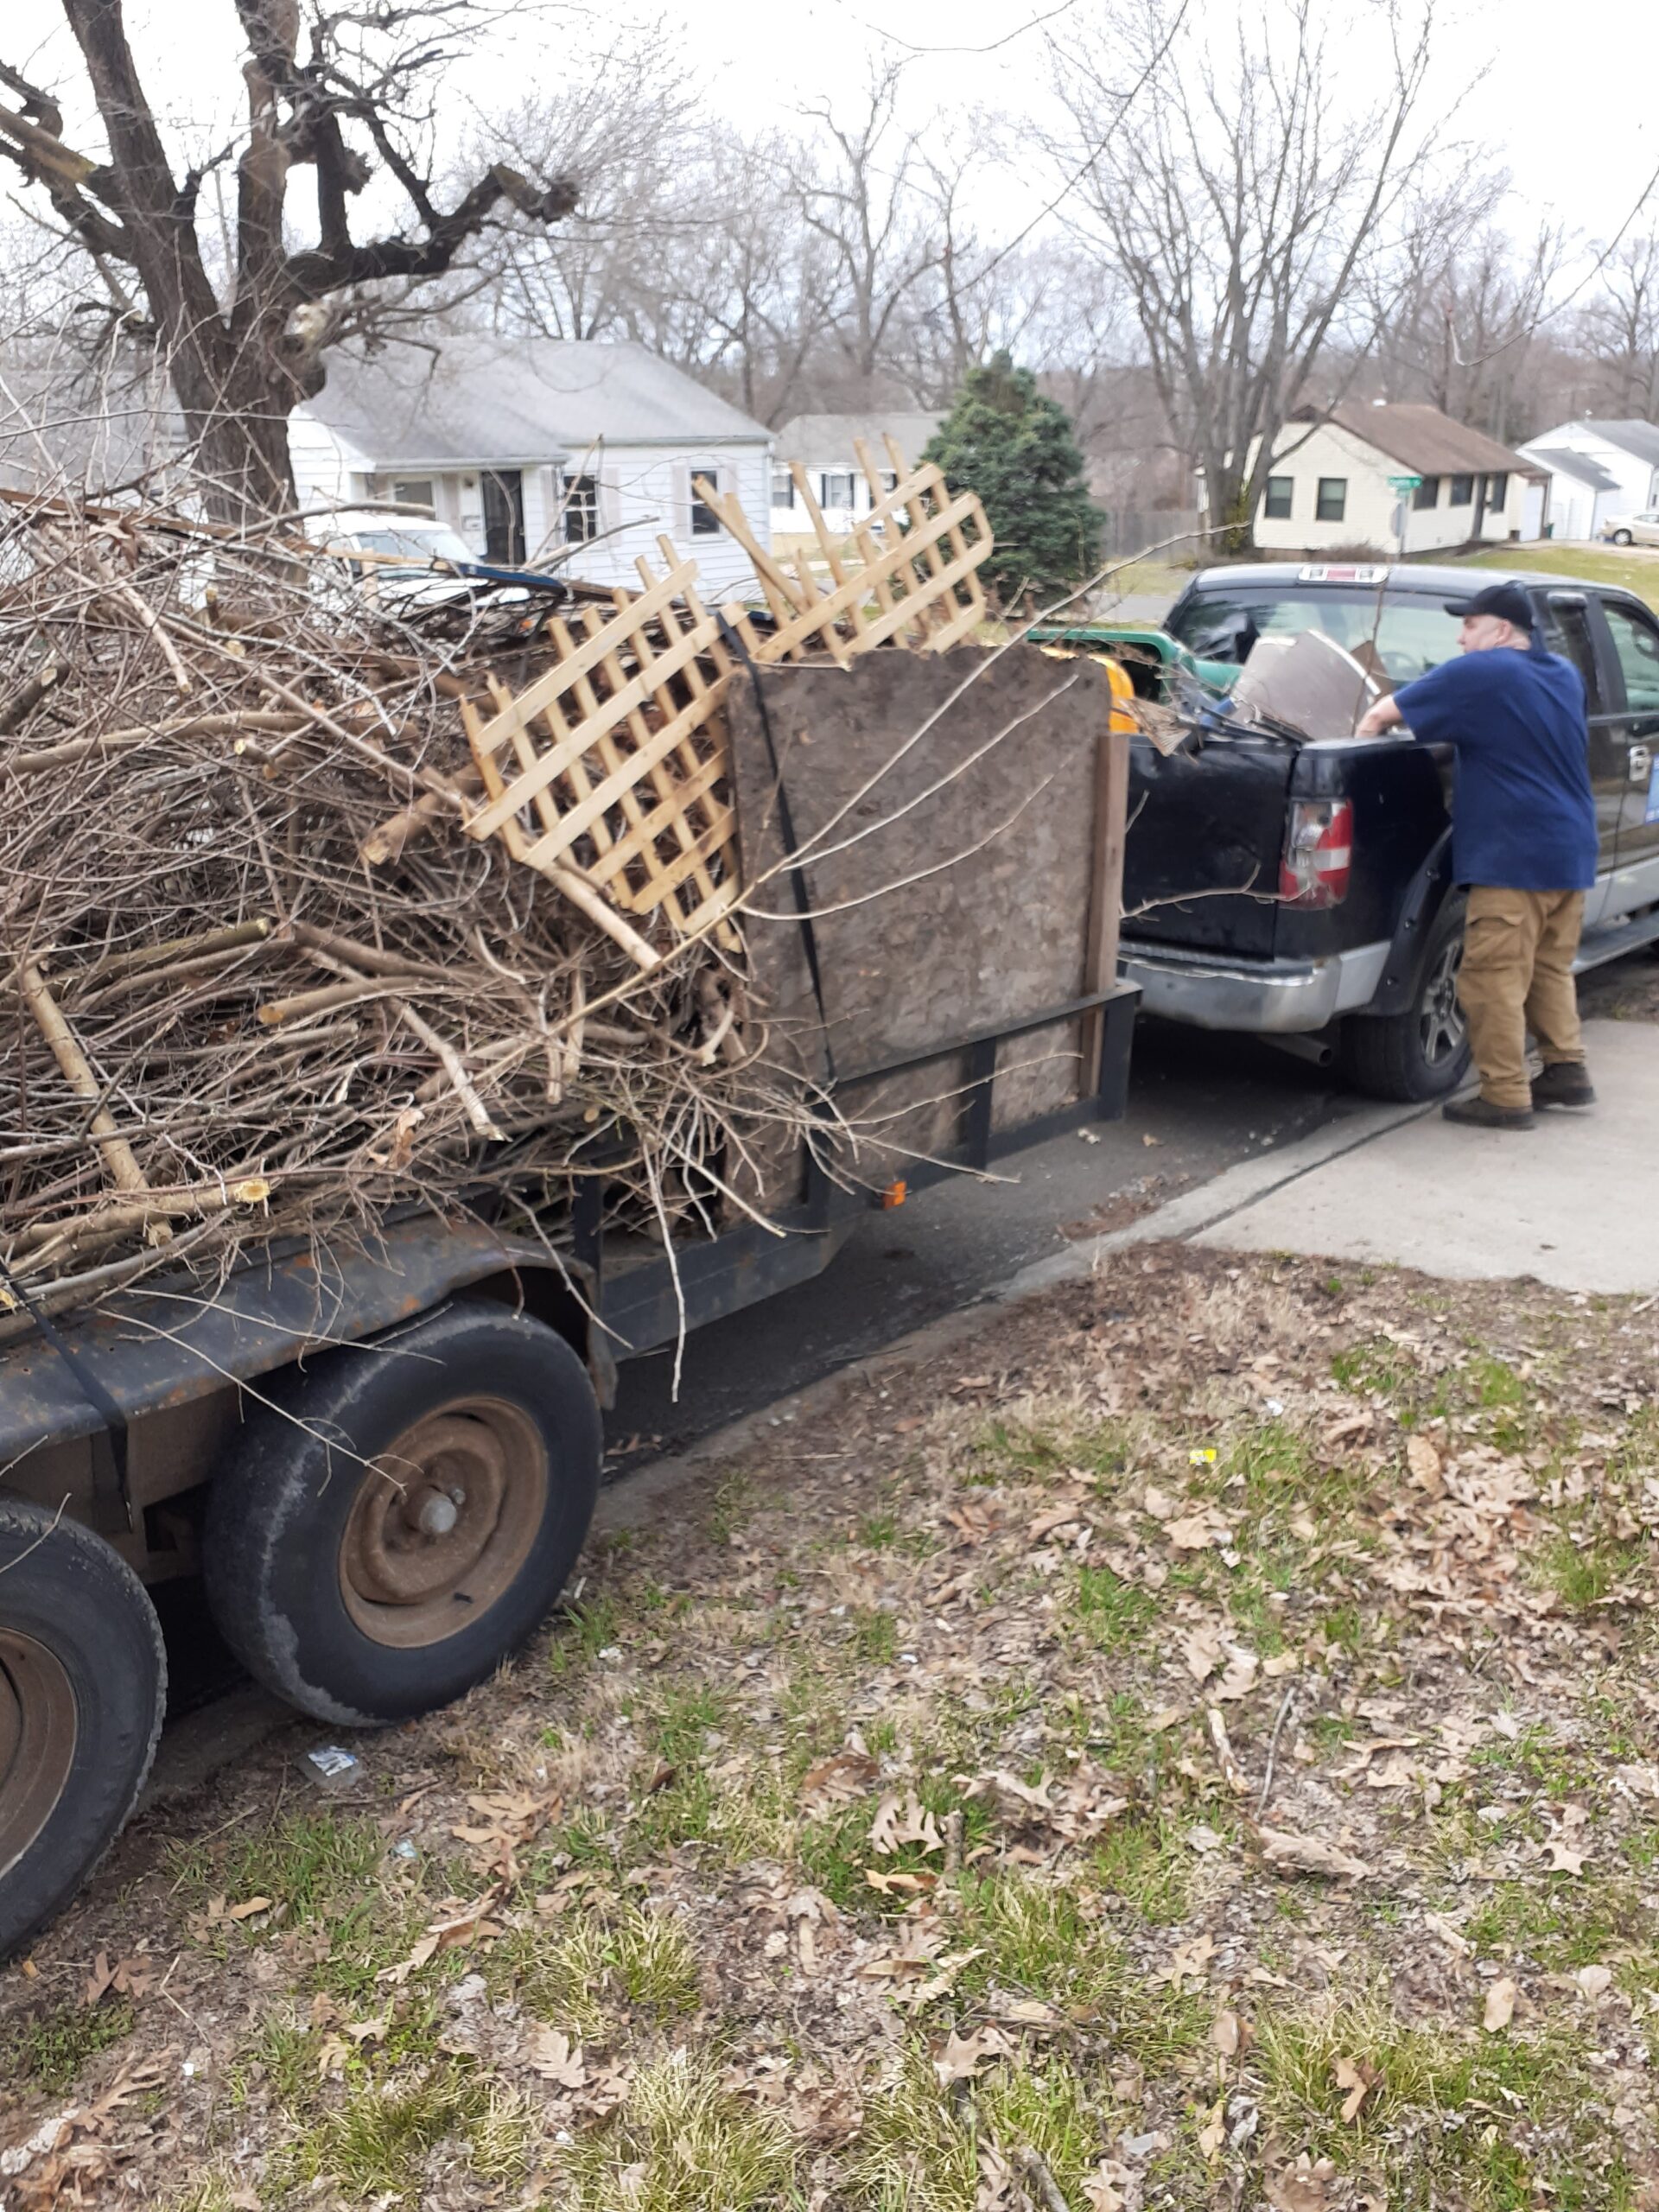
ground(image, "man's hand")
xmin=1357 ymin=693 xmax=1404 ymax=739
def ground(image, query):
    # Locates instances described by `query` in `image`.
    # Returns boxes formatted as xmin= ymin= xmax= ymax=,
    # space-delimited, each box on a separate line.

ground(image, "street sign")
xmin=1387 ymin=473 xmax=1423 ymax=493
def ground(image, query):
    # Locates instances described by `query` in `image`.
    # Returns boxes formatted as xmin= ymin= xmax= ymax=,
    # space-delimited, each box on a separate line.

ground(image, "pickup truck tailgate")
xmin=1122 ymin=734 xmax=1295 ymax=957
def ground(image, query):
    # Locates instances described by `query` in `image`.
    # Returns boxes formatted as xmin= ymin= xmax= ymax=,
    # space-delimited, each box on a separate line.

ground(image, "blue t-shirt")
xmin=1391 ymin=644 xmax=1597 ymax=891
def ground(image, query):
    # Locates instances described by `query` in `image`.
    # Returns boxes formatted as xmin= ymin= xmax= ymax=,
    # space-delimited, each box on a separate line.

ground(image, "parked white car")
xmin=1598 ymin=511 xmax=1659 ymax=547
xmin=307 ymin=511 xmax=491 ymax=608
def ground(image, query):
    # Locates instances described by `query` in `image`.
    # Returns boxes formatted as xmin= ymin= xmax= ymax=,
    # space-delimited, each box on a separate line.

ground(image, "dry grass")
xmin=3 ymin=1243 xmax=1657 ymax=2209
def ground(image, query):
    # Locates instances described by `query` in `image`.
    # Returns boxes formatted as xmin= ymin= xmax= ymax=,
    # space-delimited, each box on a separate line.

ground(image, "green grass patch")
xmin=1090 ymin=1811 xmax=1197 ymax=1923
xmin=1534 ymin=1532 xmax=1647 ymax=1611
xmin=561 ymin=2050 xmax=798 ymax=2212
xmin=1332 ymin=1337 xmax=1421 ymax=1406
xmin=277 ymin=2062 xmax=530 ymax=2196
xmin=1463 ymin=1873 xmax=1647 ymax=1969
xmin=548 ymin=1592 xmax=622 ymax=1681
xmin=0 ymin=1995 xmax=137 ymax=2095
xmin=1453 ymin=540 xmax=1659 ymax=613
xmin=852 ymin=2042 xmax=1107 ymax=2212
xmin=850 ymin=1608 xmax=899 ymax=1666
xmin=1252 ymin=1986 xmax=1602 ymax=2201
xmin=495 ymin=1898 xmax=701 ymax=2035
xmin=646 ymin=1681 xmax=734 ymax=1766
xmin=1073 ymin=1561 xmax=1158 ymax=1650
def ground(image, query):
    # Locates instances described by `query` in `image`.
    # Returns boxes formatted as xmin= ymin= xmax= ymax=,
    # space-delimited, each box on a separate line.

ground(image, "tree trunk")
xmin=61 ymin=0 xmax=302 ymax=525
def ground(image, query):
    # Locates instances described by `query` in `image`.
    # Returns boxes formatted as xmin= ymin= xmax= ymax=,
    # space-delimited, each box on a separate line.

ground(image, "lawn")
xmin=1452 ymin=539 xmax=1659 ymax=611
xmin=3 ymin=1249 xmax=1657 ymax=2209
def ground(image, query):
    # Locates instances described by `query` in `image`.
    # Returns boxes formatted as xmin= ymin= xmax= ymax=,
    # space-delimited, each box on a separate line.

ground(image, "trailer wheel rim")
xmin=339 ymin=1398 xmax=550 ymax=1648
xmin=0 ymin=1630 xmax=79 ymax=1882
xmin=1419 ymin=936 xmax=1467 ymax=1066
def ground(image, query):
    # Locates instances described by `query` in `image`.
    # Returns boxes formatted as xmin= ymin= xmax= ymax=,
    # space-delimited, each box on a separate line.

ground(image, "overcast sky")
xmin=5 ymin=0 xmax=1655 ymax=270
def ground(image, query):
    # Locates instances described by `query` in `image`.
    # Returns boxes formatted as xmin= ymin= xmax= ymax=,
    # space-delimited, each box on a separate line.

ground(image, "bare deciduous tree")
xmin=789 ymin=61 xmax=944 ymax=391
xmin=1044 ymin=0 xmax=1449 ymax=541
xmin=1575 ymin=234 xmax=1659 ymax=420
xmin=0 ymin=3 xmax=576 ymax=520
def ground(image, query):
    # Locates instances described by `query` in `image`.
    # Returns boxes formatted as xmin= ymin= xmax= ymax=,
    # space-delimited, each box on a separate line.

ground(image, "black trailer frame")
xmin=0 ymin=982 xmax=1140 ymax=1516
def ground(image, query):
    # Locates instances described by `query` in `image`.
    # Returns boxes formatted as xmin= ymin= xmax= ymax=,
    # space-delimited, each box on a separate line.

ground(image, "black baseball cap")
xmin=1441 ymin=581 xmax=1533 ymax=630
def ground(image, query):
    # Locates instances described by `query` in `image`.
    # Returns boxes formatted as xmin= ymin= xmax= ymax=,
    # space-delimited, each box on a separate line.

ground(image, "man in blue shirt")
xmin=1356 ymin=582 xmax=1597 ymax=1129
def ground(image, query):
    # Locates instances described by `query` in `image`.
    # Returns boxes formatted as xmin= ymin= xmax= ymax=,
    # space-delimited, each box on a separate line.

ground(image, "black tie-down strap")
xmin=0 ymin=1253 xmax=130 ymax=1532
xmin=716 ymin=613 xmax=837 ymax=1088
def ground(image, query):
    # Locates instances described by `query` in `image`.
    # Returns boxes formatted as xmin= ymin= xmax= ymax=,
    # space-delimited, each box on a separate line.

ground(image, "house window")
xmin=689 ymin=464 xmax=721 ymax=536
xmin=1448 ymin=474 xmax=1474 ymax=507
xmin=820 ymin=469 xmax=855 ymax=511
xmin=1263 ymin=476 xmax=1294 ymax=521
xmin=771 ymin=466 xmax=796 ymax=509
xmin=879 ymin=469 xmax=899 ymax=495
xmin=1484 ymin=473 xmax=1509 ymax=510
xmin=391 ymin=477 xmax=435 ymax=512
xmin=561 ymin=474 xmax=600 ymax=543
xmin=1413 ymin=476 xmax=1440 ymax=511
xmin=1315 ymin=477 xmax=1347 ymax=524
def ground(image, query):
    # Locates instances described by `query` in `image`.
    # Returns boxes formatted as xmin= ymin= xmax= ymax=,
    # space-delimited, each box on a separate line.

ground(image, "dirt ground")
xmin=3 ymin=1241 xmax=1658 ymax=2212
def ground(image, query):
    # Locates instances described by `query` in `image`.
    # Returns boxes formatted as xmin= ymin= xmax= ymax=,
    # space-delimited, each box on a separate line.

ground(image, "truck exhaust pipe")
xmin=1262 ymin=1031 xmax=1335 ymax=1069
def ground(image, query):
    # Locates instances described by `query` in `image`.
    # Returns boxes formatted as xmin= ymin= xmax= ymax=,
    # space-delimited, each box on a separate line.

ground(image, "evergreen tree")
xmin=923 ymin=353 xmax=1102 ymax=607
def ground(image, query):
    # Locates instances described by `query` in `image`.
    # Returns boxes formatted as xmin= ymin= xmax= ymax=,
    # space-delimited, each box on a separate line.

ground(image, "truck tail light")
xmin=1279 ymin=798 xmax=1353 ymax=907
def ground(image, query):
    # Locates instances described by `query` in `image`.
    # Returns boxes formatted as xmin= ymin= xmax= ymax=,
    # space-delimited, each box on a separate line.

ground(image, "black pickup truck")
xmin=1094 ymin=562 xmax=1659 ymax=1098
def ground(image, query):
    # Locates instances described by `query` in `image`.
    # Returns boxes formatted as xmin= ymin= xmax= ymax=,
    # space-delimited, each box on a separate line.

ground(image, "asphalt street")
xmin=602 ymin=1015 xmax=1356 ymax=1464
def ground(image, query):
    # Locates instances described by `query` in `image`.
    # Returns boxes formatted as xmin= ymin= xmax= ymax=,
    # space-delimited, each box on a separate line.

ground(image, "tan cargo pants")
xmin=1457 ymin=887 xmax=1586 ymax=1112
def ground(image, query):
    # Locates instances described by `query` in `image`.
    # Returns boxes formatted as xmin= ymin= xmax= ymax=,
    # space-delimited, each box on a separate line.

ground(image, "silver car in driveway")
xmin=1599 ymin=511 xmax=1659 ymax=546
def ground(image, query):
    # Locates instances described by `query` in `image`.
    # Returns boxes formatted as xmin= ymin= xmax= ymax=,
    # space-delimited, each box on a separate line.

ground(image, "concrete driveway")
xmin=1104 ymin=1017 xmax=1659 ymax=1295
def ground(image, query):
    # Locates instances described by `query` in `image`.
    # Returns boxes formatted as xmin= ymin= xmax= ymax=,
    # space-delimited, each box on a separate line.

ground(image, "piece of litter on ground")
xmin=304 ymin=1746 xmax=362 ymax=1793
xmin=1483 ymin=1977 xmax=1518 ymax=2032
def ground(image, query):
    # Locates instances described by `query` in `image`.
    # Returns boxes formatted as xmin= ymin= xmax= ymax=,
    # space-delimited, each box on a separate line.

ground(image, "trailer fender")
xmin=0 ymin=1219 xmax=607 ymax=1474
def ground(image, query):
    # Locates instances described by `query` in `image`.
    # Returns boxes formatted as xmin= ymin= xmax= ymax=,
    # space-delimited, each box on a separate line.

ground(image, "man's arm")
xmin=1356 ymin=692 xmax=1405 ymax=739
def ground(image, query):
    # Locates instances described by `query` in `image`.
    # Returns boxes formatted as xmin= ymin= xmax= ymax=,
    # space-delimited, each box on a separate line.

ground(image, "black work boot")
xmin=1442 ymin=1095 xmax=1535 ymax=1130
xmin=1530 ymin=1061 xmax=1596 ymax=1109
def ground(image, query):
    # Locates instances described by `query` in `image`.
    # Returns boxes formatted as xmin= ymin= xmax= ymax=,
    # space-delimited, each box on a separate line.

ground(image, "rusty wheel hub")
xmin=339 ymin=1398 xmax=548 ymax=1648
xmin=0 ymin=1629 xmax=78 ymax=1881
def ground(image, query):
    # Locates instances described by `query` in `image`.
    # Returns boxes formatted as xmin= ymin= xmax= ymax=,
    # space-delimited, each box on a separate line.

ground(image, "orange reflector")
xmin=881 ymin=1179 xmax=908 ymax=1209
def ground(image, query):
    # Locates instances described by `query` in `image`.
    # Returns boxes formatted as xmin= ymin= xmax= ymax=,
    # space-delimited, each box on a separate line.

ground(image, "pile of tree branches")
xmin=0 ymin=491 xmax=798 ymax=1325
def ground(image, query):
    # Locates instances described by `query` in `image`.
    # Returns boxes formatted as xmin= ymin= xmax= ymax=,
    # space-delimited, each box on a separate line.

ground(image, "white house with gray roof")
xmin=1517 ymin=419 xmax=1659 ymax=543
xmin=289 ymin=338 xmax=773 ymax=596
xmin=770 ymin=410 xmax=944 ymax=538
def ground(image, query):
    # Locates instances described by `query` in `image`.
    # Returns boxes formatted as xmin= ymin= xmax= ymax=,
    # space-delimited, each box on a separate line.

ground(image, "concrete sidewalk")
xmin=1185 ymin=1018 xmax=1658 ymax=1294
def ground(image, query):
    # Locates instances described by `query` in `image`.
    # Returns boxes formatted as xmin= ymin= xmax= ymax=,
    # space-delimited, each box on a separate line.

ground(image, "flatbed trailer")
xmin=0 ymin=642 xmax=1135 ymax=1959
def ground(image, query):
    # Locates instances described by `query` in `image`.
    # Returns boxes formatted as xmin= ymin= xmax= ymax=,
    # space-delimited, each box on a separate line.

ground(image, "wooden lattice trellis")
xmin=462 ymin=451 xmax=995 ymax=945
xmin=696 ymin=435 xmax=993 ymax=664
xmin=462 ymin=550 xmax=743 ymax=946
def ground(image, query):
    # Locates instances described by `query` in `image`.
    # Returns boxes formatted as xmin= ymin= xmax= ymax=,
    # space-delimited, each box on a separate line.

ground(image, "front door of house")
xmin=480 ymin=469 xmax=524 ymax=565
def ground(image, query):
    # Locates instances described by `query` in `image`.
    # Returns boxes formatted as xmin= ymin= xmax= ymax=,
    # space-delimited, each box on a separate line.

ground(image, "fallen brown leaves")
xmin=5 ymin=1243 xmax=1657 ymax=2210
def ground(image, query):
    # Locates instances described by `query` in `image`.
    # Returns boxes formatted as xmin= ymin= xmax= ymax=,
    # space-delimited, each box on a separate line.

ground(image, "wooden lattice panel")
xmin=462 ymin=552 xmax=741 ymax=941
xmin=695 ymin=439 xmax=993 ymax=665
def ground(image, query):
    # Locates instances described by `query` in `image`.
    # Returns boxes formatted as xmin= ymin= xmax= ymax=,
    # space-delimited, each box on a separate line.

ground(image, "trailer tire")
xmin=1338 ymin=893 xmax=1471 ymax=1101
xmin=0 ymin=1503 xmax=166 ymax=1963
xmin=202 ymin=1306 xmax=601 ymax=1727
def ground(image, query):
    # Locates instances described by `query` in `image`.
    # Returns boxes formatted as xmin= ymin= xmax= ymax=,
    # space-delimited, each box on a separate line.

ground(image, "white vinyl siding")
xmin=1248 ymin=422 xmax=1534 ymax=553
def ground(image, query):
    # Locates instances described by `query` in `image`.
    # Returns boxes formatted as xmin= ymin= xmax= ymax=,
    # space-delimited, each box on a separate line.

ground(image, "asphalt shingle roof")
xmin=1571 ymin=418 xmax=1659 ymax=467
xmin=302 ymin=340 xmax=770 ymax=465
xmin=772 ymin=411 xmax=944 ymax=470
xmin=1523 ymin=445 xmax=1622 ymax=493
xmin=1322 ymin=402 xmax=1542 ymax=480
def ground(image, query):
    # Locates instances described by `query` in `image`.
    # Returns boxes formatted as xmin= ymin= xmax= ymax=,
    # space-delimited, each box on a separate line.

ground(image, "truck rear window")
xmin=1167 ymin=586 xmax=1464 ymax=683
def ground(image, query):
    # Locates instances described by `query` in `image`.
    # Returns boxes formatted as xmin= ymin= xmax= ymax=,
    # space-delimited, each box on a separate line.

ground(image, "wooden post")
xmin=1079 ymin=720 xmax=1130 ymax=1090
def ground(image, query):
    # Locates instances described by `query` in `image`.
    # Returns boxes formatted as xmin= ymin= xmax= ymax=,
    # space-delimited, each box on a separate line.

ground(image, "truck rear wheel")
xmin=0 ymin=1503 xmax=166 ymax=1963
xmin=202 ymin=1306 xmax=601 ymax=1726
xmin=1338 ymin=893 xmax=1471 ymax=1102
